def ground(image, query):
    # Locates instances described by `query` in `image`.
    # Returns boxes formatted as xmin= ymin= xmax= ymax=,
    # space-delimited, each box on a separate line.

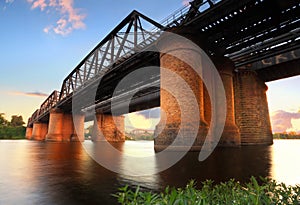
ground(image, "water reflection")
xmin=83 ymin=141 xmax=162 ymax=190
xmin=0 ymin=140 xmax=299 ymax=204
xmin=271 ymin=140 xmax=300 ymax=185
xmin=0 ymin=140 xmax=39 ymax=204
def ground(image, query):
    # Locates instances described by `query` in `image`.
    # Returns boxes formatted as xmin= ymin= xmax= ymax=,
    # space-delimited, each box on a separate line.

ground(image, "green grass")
xmin=113 ymin=177 xmax=300 ymax=205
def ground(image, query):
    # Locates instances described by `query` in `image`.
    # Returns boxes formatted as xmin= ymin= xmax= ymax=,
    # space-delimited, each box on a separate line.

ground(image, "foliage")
xmin=126 ymin=131 xmax=154 ymax=141
xmin=0 ymin=113 xmax=8 ymax=126
xmin=127 ymin=134 xmax=154 ymax=141
xmin=10 ymin=115 xmax=25 ymax=127
xmin=0 ymin=125 xmax=26 ymax=139
xmin=0 ymin=114 xmax=26 ymax=139
xmin=273 ymin=133 xmax=300 ymax=139
xmin=113 ymin=177 xmax=300 ymax=205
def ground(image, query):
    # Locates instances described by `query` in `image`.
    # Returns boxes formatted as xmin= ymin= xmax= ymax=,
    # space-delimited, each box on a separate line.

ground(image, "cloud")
xmin=271 ymin=110 xmax=300 ymax=133
xmin=49 ymin=0 xmax=56 ymax=7
xmin=30 ymin=0 xmax=47 ymax=11
xmin=10 ymin=91 xmax=48 ymax=97
xmin=27 ymin=0 xmax=86 ymax=36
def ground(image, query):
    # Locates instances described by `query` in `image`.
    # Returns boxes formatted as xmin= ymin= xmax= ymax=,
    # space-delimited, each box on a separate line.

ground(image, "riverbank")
xmin=273 ymin=133 xmax=300 ymax=139
xmin=0 ymin=137 xmax=25 ymax=140
xmin=0 ymin=126 xmax=25 ymax=139
xmin=114 ymin=177 xmax=300 ymax=204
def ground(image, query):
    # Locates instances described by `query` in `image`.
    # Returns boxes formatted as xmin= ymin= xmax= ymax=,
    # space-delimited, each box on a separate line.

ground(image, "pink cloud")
xmin=9 ymin=91 xmax=48 ymax=97
xmin=27 ymin=0 xmax=86 ymax=36
xmin=49 ymin=0 xmax=57 ymax=7
xmin=271 ymin=110 xmax=300 ymax=133
xmin=52 ymin=0 xmax=86 ymax=35
xmin=53 ymin=18 xmax=72 ymax=35
xmin=31 ymin=0 xmax=47 ymax=11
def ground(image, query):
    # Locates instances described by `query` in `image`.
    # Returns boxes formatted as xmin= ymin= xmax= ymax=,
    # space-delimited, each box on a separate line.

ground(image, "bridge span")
xmin=26 ymin=0 xmax=300 ymax=150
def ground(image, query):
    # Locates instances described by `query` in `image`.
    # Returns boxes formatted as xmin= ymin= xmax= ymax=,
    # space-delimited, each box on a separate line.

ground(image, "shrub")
xmin=113 ymin=177 xmax=300 ymax=205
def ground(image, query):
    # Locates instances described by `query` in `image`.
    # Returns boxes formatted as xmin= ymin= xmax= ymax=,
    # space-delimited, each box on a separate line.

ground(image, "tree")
xmin=10 ymin=115 xmax=25 ymax=127
xmin=0 ymin=113 xmax=8 ymax=126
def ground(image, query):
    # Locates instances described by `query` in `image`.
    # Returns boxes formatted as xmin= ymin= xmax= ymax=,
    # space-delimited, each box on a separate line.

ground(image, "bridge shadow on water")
xmin=158 ymin=145 xmax=272 ymax=188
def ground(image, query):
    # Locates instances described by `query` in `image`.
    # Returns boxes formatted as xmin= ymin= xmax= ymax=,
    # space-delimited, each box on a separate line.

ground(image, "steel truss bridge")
xmin=28 ymin=0 xmax=300 ymax=127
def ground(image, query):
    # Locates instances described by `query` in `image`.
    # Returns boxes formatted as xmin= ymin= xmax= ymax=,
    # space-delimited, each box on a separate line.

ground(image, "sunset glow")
xmin=125 ymin=108 xmax=160 ymax=131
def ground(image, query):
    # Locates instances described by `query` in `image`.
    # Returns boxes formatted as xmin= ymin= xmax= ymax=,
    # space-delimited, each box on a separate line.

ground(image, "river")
xmin=0 ymin=139 xmax=299 ymax=204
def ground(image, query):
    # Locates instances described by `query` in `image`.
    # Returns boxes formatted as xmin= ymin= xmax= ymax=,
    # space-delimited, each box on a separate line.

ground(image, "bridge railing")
xmin=160 ymin=0 xmax=222 ymax=28
xmin=159 ymin=3 xmax=191 ymax=27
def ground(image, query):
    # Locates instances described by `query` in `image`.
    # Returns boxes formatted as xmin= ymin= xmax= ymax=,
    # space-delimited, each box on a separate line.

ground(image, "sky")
xmin=267 ymin=76 xmax=300 ymax=133
xmin=0 ymin=0 xmax=184 ymax=126
xmin=0 ymin=0 xmax=299 ymax=133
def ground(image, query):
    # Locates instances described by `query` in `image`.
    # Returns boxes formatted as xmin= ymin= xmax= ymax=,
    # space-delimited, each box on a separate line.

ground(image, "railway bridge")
xmin=26 ymin=0 xmax=300 ymax=150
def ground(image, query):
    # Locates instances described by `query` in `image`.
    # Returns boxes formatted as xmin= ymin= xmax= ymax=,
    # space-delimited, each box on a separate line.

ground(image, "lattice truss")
xmin=59 ymin=11 xmax=164 ymax=100
xmin=27 ymin=91 xmax=60 ymax=125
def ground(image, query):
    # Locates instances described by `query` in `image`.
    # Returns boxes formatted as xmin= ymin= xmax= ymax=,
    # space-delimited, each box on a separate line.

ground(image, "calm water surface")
xmin=0 ymin=139 xmax=299 ymax=204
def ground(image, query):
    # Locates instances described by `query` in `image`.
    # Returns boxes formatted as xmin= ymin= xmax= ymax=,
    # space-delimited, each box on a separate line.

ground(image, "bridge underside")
xmin=257 ymin=58 xmax=300 ymax=82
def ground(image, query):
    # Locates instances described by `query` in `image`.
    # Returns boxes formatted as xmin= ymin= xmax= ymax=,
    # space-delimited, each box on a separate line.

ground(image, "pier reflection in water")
xmin=0 ymin=140 xmax=299 ymax=204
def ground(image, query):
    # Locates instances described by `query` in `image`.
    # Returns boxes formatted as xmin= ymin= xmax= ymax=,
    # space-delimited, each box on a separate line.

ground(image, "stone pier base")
xmin=25 ymin=127 xmax=33 ymax=140
xmin=32 ymin=122 xmax=48 ymax=141
xmin=154 ymin=33 xmax=208 ymax=151
xmin=92 ymin=113 xmax=125 ymax=142
xmin=70 ymin=114 xmax=85 ymax=142
xmin=214 ymin=57 xmax=241 ymax=146
xmin=154 ymin=123 xmax=208 ymax=151
xmin=61 ymin=114 xmax=73 ymax=142
xmin=46 ymin=108 xmax=64 ymax=141
xmin=45 ymin=109 xmax=85 ymax=142
xmin=234 ymin=70 xmax=273 ymax=145
xmin=91 ymin=114 xmax=105 ymax=142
